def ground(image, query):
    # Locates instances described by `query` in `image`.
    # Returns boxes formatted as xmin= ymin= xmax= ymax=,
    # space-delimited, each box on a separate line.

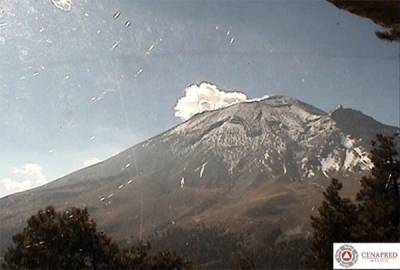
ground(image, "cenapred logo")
xmin=334 ymin=243 xmax=400 ymax=269
xmin=335 ymin=244 xmax=359 ymax=268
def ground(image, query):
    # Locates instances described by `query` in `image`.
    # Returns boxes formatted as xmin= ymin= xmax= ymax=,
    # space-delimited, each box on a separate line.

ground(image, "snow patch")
xmin=342 ymin=135 xmax=355 ymax=149
xmin=320 ymin=153 xmax=341 ymax=177
xmin=307 ymin=169 xmax=315 ymax=177
xmin=199 ymin=162 xmax=207 ymax=178
xmin=341 ymin=135 xmax=373 ymax=171
xmin=343 ymin=149 xmax=358 ymax=170
xmin=264 ymin=150 xmax=270 ymax=160
xmin=244 ymin=95 xmax=270 ymax=103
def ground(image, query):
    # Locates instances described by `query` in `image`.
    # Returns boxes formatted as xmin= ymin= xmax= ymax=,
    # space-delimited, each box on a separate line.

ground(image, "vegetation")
xmin=249 ymin=237 xmax=309 ymax=269
xmin=2 ymin=134 xmax=398 ymax=270
xmin=149 ymin=225 xmax=245 ymax=268
xmin=234 ymin=255 xmax=257 ymax=270
xmin=305 ymin=179 xmax=358 ymax=269
xmin=326 ymin=0 xmax=400 ymax=42
xmin=2 ymin=206 xmax=192 ymax=270
xmin=355 ymin=135 xmax=400 ymax=241
xmin=149 ymin=225 xmax=308 ymax=269
xmin=2 ymin=209 xmax=308 ymax=269
xmin=307 ymin=134 xmax=400 ymax=269
xmin=115 ymin=242 xmax=192 ymax=270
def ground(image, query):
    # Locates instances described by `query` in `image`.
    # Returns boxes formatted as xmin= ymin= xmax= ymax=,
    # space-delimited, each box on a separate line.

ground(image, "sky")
xmin=0 ymin=0 xmax=399 ymax=198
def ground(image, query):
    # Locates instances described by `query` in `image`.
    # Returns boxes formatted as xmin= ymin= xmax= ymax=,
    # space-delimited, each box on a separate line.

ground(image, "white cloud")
xmin=82 ymin=158 xmax=101 ymax=167
xmin=0 ymin=163 xmax=47 ymax=198
xmin=174 ymin=82 xmax=248 ymax=121
xmin=0 ymin=178 xmax=33 ymax=193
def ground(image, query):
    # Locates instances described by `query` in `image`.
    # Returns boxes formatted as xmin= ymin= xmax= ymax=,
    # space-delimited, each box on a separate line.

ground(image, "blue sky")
xmin=0 ymin=0 xmax=398 ymax=197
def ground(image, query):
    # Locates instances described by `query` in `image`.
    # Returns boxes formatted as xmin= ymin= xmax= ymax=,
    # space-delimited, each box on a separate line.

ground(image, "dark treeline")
xmin=148 ymin=225 xmax=309 ymax=269
xmin=1 ymin=206 xmax=192 ymax=270
xmin=1 ymin=206 xmax=309 ymax=270
xmin=148 ymin=225 xmax=245 ymax=269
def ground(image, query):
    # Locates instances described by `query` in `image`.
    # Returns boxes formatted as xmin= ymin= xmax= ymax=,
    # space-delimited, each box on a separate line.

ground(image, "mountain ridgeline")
xmin=0 ymin=95 xmax=399 ymax=258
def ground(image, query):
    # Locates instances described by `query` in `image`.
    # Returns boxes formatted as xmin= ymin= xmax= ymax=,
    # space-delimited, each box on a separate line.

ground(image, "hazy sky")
xmin=0 ymin=0 xmax=399 ymax=197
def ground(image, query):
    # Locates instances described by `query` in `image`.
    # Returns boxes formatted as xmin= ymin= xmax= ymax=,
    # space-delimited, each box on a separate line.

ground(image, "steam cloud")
xmin=0 ymin=163 xmax=47 ymax=198
xmin=82 ymin=158 xmax=101 ymax=167
xmin=174 ymin=82 xmax=248 ymax=121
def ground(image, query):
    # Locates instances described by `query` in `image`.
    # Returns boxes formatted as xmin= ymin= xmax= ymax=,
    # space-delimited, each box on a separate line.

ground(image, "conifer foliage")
xmin=2 ymin=206 xmax=192 ymax=270
xmin=306 ymin=179 xmax=358 ymax=269
xmin=3 ymin=206 xmax=119 ymax=270
xmin=355 ymin=134 xmax=400 ymax=241
xmin=307 ymin=134 xmax=400 ymax=269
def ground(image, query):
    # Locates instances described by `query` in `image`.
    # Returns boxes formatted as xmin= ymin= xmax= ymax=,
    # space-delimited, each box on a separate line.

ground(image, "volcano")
xmin=0 ymin=95 xmax=398 ymax=256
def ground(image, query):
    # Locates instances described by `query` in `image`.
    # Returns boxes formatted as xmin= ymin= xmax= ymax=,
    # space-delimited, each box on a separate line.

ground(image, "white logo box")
xmin=333 ymin=243 xmax=400 ymax=269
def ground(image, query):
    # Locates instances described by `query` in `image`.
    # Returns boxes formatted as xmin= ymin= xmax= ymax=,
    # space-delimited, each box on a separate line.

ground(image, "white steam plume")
xmin=174 ymin=82 xmax=248 ymax=121
xmin=82 ymin=158 xmax=101 ymax=168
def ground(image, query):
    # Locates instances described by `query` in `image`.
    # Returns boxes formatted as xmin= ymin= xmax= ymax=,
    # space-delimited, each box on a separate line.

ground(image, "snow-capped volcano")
xmin=163 ymin=95 xmax=380 ymax=184
xmin=0 ymin=95 xmax=398 ymax=255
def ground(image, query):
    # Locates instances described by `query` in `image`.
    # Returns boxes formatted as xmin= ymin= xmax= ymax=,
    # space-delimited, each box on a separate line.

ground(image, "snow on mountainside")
xmin=158 ymin=95 xmax=386 ymax=182
xmin=0 ymin=95 xmax=398 ymax=256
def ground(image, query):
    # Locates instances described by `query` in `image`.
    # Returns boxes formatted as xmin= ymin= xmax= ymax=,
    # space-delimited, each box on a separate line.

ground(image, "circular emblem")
xmin=335 ymin=245 xmax=358 ymax=268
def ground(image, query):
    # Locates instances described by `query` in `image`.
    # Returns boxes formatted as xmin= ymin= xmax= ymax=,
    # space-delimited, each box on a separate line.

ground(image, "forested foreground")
xmin=1 ymin=135 xmax=399 ymax=270
xmin=0 ymin=205 xmax=309 ymax=269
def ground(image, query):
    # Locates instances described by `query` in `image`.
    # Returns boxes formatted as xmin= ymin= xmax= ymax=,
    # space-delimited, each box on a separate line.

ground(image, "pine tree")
xmin=2 ymin=206 xmax=119 ymax=270
xmin=149 ymin=250 xmax=193 ymax=270
xmin=234 ymin=255 xmax=257 ymax=270
xmin=306 ymin=178 xmax=358 ymax=270
xmin=354 ymin=134 xmax=400 ymax=241
xmin=2 ymin=206 xmax=192 ymax=270
xmin=115 ymin=242 xmax=193 ymax=270
xmin=326 ymin=0 xmax=400 ymax=42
